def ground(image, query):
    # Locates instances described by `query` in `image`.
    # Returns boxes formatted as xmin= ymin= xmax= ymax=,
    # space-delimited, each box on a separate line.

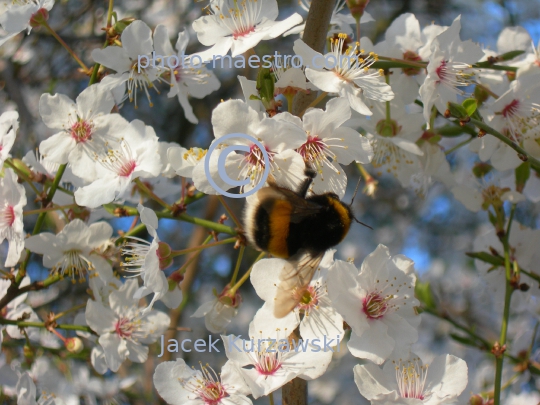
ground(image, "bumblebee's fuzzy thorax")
xmin=243 ymin=188 xmax=353 ymax=260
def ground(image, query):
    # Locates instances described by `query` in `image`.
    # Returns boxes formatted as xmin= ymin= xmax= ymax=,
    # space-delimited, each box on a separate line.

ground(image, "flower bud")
xmin=218 ymin=284 xmax=242 ymax=308
xmin=472 ymin=162 xmax=493 ymax=178
xmin=65 ymin=337 xmax=84 ymax=354
xmin=345 ymin=0 xmax=370 ymax=20
xmin=113 ymin=17 xmax=136 ymax=35
xmin=157 ymin=242 xmax=173 ymax=270
xmin=23 ymin=345 xmax=34 ymax=359
xmin=469 ymin=395 xmax=484 ymax=405
xmin=29 ymin=8 xmax=49 ymax=28
xmin=376 ymin=119 xmax=400 ymax=137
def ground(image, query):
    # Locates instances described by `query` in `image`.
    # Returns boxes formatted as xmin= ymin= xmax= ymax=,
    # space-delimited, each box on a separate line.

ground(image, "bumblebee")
xmin=243 ymin=169 xmax=370 ymax=318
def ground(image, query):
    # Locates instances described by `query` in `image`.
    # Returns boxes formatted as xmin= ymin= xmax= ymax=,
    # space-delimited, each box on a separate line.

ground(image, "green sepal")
xmin=515 ymin=161 xmax=531 ymax=193
xmin=465 ymin=251 xmax=504 ymax=266
xmin=415 ymin=280 xmax=436 ymax=310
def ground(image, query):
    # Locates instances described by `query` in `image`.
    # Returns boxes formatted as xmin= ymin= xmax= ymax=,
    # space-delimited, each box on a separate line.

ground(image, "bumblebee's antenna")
xmin=352 ymin=215 xmax=373 ymax=230
xmin=350 ymin=175 xmax=362 ymax=206
xmin=350 ymin=176 xmax=373 ymax=230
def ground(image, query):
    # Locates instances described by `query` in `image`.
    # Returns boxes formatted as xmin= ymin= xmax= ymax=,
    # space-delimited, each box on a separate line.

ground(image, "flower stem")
xmin=422 ymin=306 xmax=491 ymax=350
xmin=376 ymin=55 xmax=427 ymax=69
xmin=169 ymin=237 xmax=237 ymax=257
xmin=230 ymin=246 xmax=245 ymax=286
xmin=469 ymin=118 xmax=540 ymax=171
xmin=42 ymin=21 xmax=89 ymax=73
xmin=52 ymin=303 xmax=87 ymax=321
xmin=24 ymin=204 xmax=80 ymax=216
xmin=229 ymin=252 xmax=265 ymax=295
xmin=4 ymin=159 xmax=42 ymax=196
xmin=269 ymin=393 xmax=275 ymax=405
xmin=134 ymin=178 xmax=172 ymax=210
xmin=169 ymin=235 xmax=214 ymax=280
xmin=217 ymin=195 xmax=242 ymax=229
xmin=444 ymin=136 xmax=475 ymax=155
xmin=493 ymin=204 xmax=516 ymax=405
xmin=0 ymin=318 xmax=94 ymax=333
xmin=298 ymin=91 xmax=328 ymax=118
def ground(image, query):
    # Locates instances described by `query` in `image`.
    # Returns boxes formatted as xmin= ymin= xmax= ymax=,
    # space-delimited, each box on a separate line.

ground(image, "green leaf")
xmin=256 ymin=66 xmax=275 ymax=105
xmin=447 ymin=102 xmax=468 ymax=119
xmin=497 ymin=50 xmax=526 ymax=62
xmin=515 ymin=161 xmax=531 ymax=193
xmin=465 ymin=251 xmax=504 ymax=266
xmin=462 ymin=98 xmax=478 ymax=116
xmin=415 ymin=281 xmax=436 ymax=310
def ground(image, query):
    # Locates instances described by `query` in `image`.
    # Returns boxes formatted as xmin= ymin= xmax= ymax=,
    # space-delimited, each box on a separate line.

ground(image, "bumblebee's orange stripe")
xmin=268 ymin=200 xmax=292 ymax=258
xmin=327 ymin=196 xmax=351 ymax=241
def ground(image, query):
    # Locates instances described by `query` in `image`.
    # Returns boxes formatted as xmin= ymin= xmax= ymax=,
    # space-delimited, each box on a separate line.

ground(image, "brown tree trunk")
xmin=292 ymin=0 xmax=337 ymax=117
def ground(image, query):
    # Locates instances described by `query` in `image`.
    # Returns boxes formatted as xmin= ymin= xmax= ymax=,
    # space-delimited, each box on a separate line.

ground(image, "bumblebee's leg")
xmin=297 ymin=168 xmax=317 ymax=197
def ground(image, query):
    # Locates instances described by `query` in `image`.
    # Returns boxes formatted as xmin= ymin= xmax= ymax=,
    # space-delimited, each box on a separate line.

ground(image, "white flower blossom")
xmin=25 ymin=219 xmax=114 ymax=282
xmin=92 ymin=20 xmax=162 ymax=108
xmin=38 ymin=84 xmax=129 ymax=182
xmin=192 ymin=0 xmax=302 ymax=62
xmin=250 ymin=250 xmax=344 ymax=342
xmin=354 ymin=353 xmax=468 ymax=404
xmin=0 ymin=110 xmax=18 ymax=168
xmin=274 ymin=97 xmax=373 ymax=197
xmin=0 ymin=169 xmax=26 ymax=267
xmin=121 ymin=204 xmax=171 ymax=312
xmin=327 ymin=244 xmax=420 ymax=364
xmin=85 ymin=279 xmax=170 ymax=373
xmin=168 ymin=145 xmax=208 ymax=179
xmin=192 ymin=99 xmax=307 ymax=194
xmin=153 ymin=25 xmax=220 ymax=124
xmin=349 ymin=98 xmax=424 ymax=187
xmin=0 ymin=0 xmax=54 ymax=47
xmin=294 ymin=35 xmax=394 ymax=116
xmin=419 ymin=16 xmax=484 ymax=127
xmin=153 ymin=359 xmax=252 ymax=405
xmin=74 ymin=119 xmax=162 ymax=209
xmin=222 ymin=326 xmax=332 ymax=398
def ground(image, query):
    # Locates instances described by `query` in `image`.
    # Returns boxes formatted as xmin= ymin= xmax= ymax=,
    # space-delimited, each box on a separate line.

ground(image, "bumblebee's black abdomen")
xmin=253 ymin=206 xmax=271 ymax=251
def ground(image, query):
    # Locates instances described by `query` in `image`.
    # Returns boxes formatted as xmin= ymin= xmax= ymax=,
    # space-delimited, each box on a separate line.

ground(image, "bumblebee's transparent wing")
xmin=273 ymin=252 xmax=324 ymax=318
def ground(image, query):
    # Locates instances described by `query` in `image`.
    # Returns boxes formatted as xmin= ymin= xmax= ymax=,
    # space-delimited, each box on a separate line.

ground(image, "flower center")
xmin=362 ymin=291 xmax=392 ymax=319
xmin=183 ymin=147 xmax=207 ymax=163
xmin=435 ymin=59 xmax=474 ymax=89
xmin=255 ymin=351 xmax=283 ymax=376
xmin=215 ymin=0 xmax=262 ymax=40
xmin=70 ymin=120 xmax=94 ymax=143
xmin=501 ymin=99 xmax=520 ymax=118
xmin=395 ymin=359 xmax=429 ymax=400
xmin=233 ymin=26 xmax=255 ymax=39
xmin=181 ymin=365 xmax=229 ymax=405
xmin=238 ymin=143 xmax=276 ymax=189
xmin=0 ymin=205 xmax=15 ymax=227
xmin=295 ymin=285 xmax=320 ymax=312
xmin=53 ymin=249 xmax=95 ymax=283
xmin=296 ymin=134 xmax=342 ymax=180
xmin=115 ymin=317 xmax=135 ymax=338
xmin=99 ymin=140 xmax=138 ymax=177
xmin=330 ymin=33 xmax=383 ymax=82
xmin=197 ymin=381 xmax=228 ymax=405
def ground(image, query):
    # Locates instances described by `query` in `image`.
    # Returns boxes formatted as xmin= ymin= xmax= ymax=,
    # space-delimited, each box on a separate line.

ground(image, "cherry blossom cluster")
xmin=1 ymin=0 xmax=540 ymax=404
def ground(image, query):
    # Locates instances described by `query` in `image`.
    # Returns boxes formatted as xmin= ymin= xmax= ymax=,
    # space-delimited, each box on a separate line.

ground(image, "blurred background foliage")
xmin=2 ymin=0 xmax=540 ymax=404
